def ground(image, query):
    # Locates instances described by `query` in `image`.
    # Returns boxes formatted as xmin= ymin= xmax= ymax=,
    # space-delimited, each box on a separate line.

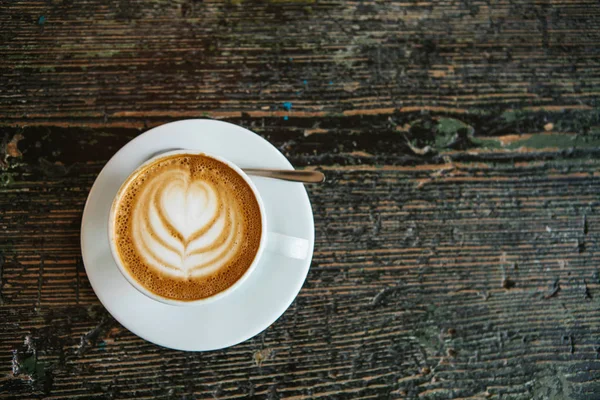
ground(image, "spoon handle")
xmin=243 ymin=169 xmax=325 ymax=183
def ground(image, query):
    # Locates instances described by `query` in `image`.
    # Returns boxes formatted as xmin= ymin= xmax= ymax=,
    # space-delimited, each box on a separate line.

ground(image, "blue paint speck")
xmin=98 ymin=341 xmax=106 ymax=350
xmin=282 ymin=102 xmax=292 ymax=111
xmin=38 ymin=16 xmax=46 ymax=25
xmin=289 ymin=57 xmax=293 ymax=61
xmin=329 ymin=81 xmax=333 ymax=85
xmin=303 ymin=80 xmax=308 ymax=85
xmin=284 ymin=116 xmax=289 ymax=121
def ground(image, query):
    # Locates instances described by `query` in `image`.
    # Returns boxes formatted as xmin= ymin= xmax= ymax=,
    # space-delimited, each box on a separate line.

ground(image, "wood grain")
xmin=1 ymin=0 xmax=600 ymax=399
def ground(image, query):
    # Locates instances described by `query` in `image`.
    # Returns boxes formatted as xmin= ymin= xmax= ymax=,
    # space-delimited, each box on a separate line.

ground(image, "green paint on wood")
xmin=39 ymin=66 xmax=56 ymax=73
xmin=436 ymin=118 xmax=470 ymax=135
xmin=470 ymin=137 xmax=503 ymax=149
xmin=506 ymin=134 xmax=576 ymax=149
xmin=500 ymin=110 xmax=522 ymax=123
xmin=434 ymin=118 xmax=474 ymax=149
xmin=473 ymin=134 xmax=600 ymax=151
xmin=82 ymin=50 xmax=121 ymax=58
xmin=406 ymin=117 xmax=475 ymax=154
xmin=19 ymin=355 xmax=47 ymax=381
xmin=0 ymin=173 xmax=15 ymax=187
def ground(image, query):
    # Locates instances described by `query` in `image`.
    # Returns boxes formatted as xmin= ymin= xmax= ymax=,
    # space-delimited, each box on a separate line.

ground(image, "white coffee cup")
xmin=107 ymin=150 xmax=309 ymax=306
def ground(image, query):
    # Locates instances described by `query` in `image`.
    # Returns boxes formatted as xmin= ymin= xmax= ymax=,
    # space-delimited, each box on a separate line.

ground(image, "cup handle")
xmin=266 ymin=232 xmax=309 ymax=260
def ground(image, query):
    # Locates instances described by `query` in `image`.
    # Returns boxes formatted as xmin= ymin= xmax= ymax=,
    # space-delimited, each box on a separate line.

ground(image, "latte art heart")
xmin=132 ymin=170 xmax=241 ymax=278
xmin=113 ymin=154 xmax=263 ymax=301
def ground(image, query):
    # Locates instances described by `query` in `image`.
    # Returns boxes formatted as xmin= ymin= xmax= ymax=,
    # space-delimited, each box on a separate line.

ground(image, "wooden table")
xmin=1 ymin=1 xmax=600 ymax=398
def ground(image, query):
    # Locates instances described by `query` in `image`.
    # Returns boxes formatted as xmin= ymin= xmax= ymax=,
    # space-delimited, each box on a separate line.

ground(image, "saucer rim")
xmin=80 ymin=119 xmax=315 ymax=351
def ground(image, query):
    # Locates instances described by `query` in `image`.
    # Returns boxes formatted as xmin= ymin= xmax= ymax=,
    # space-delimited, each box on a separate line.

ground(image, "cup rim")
xmin=107 ymin=149 xmax=268 ymax=307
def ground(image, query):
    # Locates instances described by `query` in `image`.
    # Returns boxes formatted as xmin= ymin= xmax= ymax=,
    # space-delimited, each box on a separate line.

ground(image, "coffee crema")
xmin=112 ymin=154 xmax=262 ymax=301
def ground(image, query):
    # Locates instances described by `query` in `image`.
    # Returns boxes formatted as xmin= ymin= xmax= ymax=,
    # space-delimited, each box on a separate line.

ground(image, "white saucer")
xmin=81 ymin=119 xmax=314 ymax=351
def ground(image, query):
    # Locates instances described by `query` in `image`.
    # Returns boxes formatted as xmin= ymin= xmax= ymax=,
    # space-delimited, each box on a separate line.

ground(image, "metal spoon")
xmin=147 ymin=149 xmax=325 ymax=184
xmin=243 ymin=168 xmax=325 ymax=183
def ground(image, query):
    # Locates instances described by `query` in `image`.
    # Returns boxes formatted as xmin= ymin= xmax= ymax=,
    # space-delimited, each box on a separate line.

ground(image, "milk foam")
xmin=113 ymin=154 xmax=263 ymax=301
xmin=131 ymin=168 xmax=242 ymax=278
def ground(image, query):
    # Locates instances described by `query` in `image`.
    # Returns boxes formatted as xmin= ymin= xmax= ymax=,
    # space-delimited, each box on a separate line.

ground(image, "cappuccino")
xmin=112 ymin=153 xmax=262 ymax=301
